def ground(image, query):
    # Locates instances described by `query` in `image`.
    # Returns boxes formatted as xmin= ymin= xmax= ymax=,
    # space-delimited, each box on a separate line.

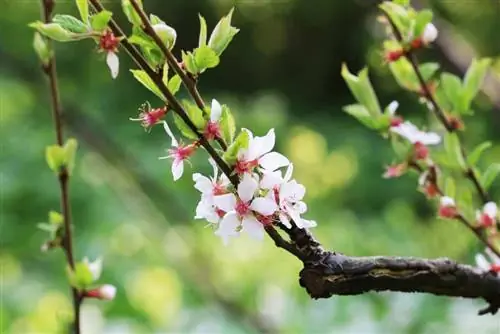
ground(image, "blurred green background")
xmin=2 ymin=0 xmax=500 ymax=333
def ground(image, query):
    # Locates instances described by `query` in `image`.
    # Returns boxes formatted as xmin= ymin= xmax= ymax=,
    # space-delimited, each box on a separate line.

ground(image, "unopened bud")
xmin=422 ymin=23 xmax=438 ymax=45
xmin=153 ymin=23 xmax=177 ymax=50
xmin=85 ymin=284 xmax=117 ymax=301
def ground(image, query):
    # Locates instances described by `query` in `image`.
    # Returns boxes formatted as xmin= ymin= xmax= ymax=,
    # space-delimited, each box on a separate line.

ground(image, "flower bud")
xmin=438 ymin=196 xmax=458 ymax=219
xmin=85 ymin=284 xmax=117 ymax=301
xmin=422 ymin=23 xmax=438 ymax=45
xmin=153 ymin=23 xmax=177 ymax=50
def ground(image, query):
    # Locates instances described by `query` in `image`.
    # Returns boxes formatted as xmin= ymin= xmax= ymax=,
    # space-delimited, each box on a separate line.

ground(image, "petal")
xmin=163 ymin=121 xmax=179 ymax=147
xmin=208 ymin=157 xmax=218 ymax=180
xmin=215 ymin=212 xmax=240 ymax=244
xmin=256 ymin=128 xmax=276 ymax=156
xmin=299 ymin=218 xmax=317 ymax=229
xmin=279 ymin=212 xmax=291 ymax=228
xmin=210 ymin=99 xmax=222 ymax=122
xmin=280 ymin=180 xmax=305 ymax=201
xmin=484 ymin=202 xmax=498 ymax=218
xmin=238 ymin=173 xmax=258 ymax=203
xmin=283 ymin=163 xmax=294 ymax=182
xmin=250 ymin=197 xmax=277 ymax=216
xmin=172 ymin=159 xmax=184 ymax=181
xmin=419 ymin=132 xmax=441 ymax=145
xmin=242 ymin=215 xmax=264 ymax=240
xmin=390 ymin=121 xmax=419 ymax=143
xmin=260 ymin=170 xmax=283 ymax=189
xmin=440 ymin=196 xmax=455 ymax=207
xmin=475 ymin=253 xmax=491 ymax=271
xmin=193 ymin=174 xmax=213 ymax=194
xmin=387 ymin=101 xmax=399 ymax=115
xmin=259 ymin=152 xmax=289 ymax=171
xmin=106 ymin=52 xmax=119 ymax=79
xmin=213 ymin=193 xmax=237 ymax=212
xmin=295 ymin=201 xmax=307 ymax=214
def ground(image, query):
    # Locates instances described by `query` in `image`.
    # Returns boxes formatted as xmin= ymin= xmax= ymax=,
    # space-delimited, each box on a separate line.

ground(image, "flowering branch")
xmin=37 ymin=0 xmax=82 ymax=332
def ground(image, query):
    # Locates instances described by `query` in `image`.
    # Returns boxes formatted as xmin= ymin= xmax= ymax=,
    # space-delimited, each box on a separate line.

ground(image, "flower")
xmin=476 ymin=202 xmax=498 ymax=228
xmin=475 ymin=248 xmax=500 ymax=274
xmin=98 ymin=30 xmax=121 ymax=79
xmin=438 ymin=196 xmax=458 ymax=219
xmin=130 ymin=103 xmax=167 ymax=130
xmin=418 ymin=168 xmax=440 ymax=198
xmin=204 ymin=99 xmax=222 ymax=140
xmin=422 ymin=23 xmax=438 ymax=44
xmin=383 ymin=163 xmax=407 ymax=179
xmin=159 ymin=121 xmax=198 ymax=181
xmin=386 ymin=101 xmax=404 ymax=127
xmin=83 ymin=257 xmax=103 ymax=281
xmin=261 ymin=164 xmax=316 ymax=229
xmin=213 ymin=173 xmax=277 ymax=243
xmin=390 ymin=121 xmax=441 ymax=160
xmin=85 ymin=284 xmax=117 ymax=301
xmin=235 ymin=129 xmax=289 ymax=175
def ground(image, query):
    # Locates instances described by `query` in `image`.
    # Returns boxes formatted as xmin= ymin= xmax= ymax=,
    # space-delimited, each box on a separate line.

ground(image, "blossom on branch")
xmin=130 ymin=103 xmax=167 ymax=130
xmin=160 ymin=121 xmax=198 ymax=181
xmin=98 ymin=30 xmax=121 ymax=79
xmin=476 ymin=202 xmax=498 ymax=228
xmin=85 ymin=284 xmax=117 ymax=301
xmin=390 ymin=121 xmax=440 ymax=160
xmin=475 ymin=248 xmax=500 ymax=274
xmin=438 ymin=196 xmax=458 ymax=219
xmin=204 ymin=99 xmax=223 ymax=140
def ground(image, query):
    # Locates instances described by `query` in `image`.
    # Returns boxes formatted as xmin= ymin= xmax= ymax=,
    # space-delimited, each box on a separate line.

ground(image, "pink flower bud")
xmin=438 ymin=196 xmax=458 ymax=219
xmin=422 ymin=23 xmax=438 ymax=45
xmin=85 ymin=284 xmax=117 ymax=301
xmin=383 ymin=163 xmax=406 ymax=179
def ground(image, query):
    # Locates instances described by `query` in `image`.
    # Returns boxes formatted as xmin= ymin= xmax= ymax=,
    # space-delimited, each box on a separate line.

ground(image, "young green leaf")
xmin=167 ymin=75 xmax=182 ymax=95
xmin=342 ymin=104 xmax=378 ymax=130
xmin=194 ymin=45 xmax=220 ymax=72
xmin=46 ymin=145 xmax=66 ymax=173
xmin=130 ymin=69 xmax=165 ymax=101
xmin=444 ymin=177 xmax=456 ymax=199
xmin=33 ymin=32 xmax=52 ymax=66
xmin=219 ymin=105 xmax=236 ymax=144
xmin=181 ymin=50 xmax=198 ymax=75
xmin=467 ymin=141 xmax=492 ymax=166
xmin=29 ymin=22 xmax=75 ymax=42
xmin=52 ymin=15 xmax=88 ymax=33
xmin=90 ymin=10 xmax=113 ymax=31
xmin=444 ymin=133 xmax=466 ymax=169
xmin=64 ymin=138 xmax=78 ymax=176
xmin=341 ymin=64 xmax=382 ymax=117
xmin=67 ymin=262 xmax=94 ymax=289
xmin=208 ymin=8 xmax=239 ymax=56
xmin=49 ymin=211 xmax=64 ymax=225
xmin=463 ymin=58 xmax=491 ymax=103
xmin=122 ymin=0 xmax=143 ymax=26
xmin=182 ymin=100 xmax=206 ymax=129
xmin=198 ymin=14 xmax=207 ymax=47
xmin=481 ymin=163 xmax=500 ymax=190
xmin=76 ymin=0 xmax=89 ymax=24
xmin=440 ymin=73 xmax=464 ymax=113
xmin=223 ymin=128 xmax=250 ymax=165
xmin=413 ymin=10 xmax=433 ymax=38
xmin=173 ymin=113 xmax=198 ymax=140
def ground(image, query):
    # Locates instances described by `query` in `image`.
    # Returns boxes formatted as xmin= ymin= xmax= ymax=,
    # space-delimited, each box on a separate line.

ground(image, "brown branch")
xmin=39 ymin=0 xmax=81 ymax=332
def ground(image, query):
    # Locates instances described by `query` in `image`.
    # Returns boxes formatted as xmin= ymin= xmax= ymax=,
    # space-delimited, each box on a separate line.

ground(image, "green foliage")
xmin=481 ymin=163 xmax=500 ymax=190
xmin=194 ymin=45 xmax=220 ymax=72
xmin=463 ymin=58 xmax=492 ymax=103
xmin=29 ymin=22 xmax=76 ymax=42
xmin=67 ymin=262 xmax=94 ymax=289
xmin=167 ymin=75 xmax=182 ymax=95
xmin=173 ymin=113 xmax=198 ymax=140
xmin=33 ymin=32 xmax=52 ymax=66
xmin=441 ymin=72 xmax=468 ymax=114
xmin=45 ymin=139 xmax=78 ymax=175
xmin=219 ymin=105 xmax=236 ymax=144
xmin=122 ymin=0 xmax=143 ymax=27
xmin=223 ymin=129 xmax=250 ymax=164
xmin=341 ymin=64 xmax=382 ymax=117
xmin=182 ymin=100 xmax=206 ymax=129
xmin=198 ymin=14 xmax=207 ymax=47
xmin=75 ymin=0 xmax=89 ymax=25
xmin=64 ymin=139 xmax=78 ymax=176
xmin=181 ymin=50 xmax=198 ymax=75
xmin=443 ymin=133 xmax=466 ymax=170
xmin=52 ymin=15 xmax=88 ymax=33
xmin=90 ymin=10 xmax=113 ymax=32
xmin=207 ymin=8 xmax=239 ymax=56
xmin=37 ymin=211 xmax=64 ymax=239
xmin=130 ymin=69 xmax=165 ymax=101
xmin=467 ymin=141 xmax=492 ymax=166
xmin=413 ymin=10 xmax=433 ymax=38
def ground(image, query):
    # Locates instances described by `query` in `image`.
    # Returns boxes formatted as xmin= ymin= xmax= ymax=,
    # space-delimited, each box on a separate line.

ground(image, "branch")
xmin=38 ymin=0 xmax=81 ymax=332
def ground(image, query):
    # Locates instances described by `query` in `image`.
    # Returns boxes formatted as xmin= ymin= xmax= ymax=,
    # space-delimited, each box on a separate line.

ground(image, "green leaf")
xmin=52 ymin=14 xmax=88 ymax=33
xmin=419 ymin=62 xmax=439 ymax=82
xmin=182 ymin=50 xmax=198 ymax=75
xmin=208 ymin=8 xmax=240 ymax=56
xmin=46 ymin=145 xmax=66 ymax=173
xmin=390 ymin=136 xmax=411 ymax=159
xmin=219 ymin=105 xmax=236 ymax=144
xmin=467 ymin=141 xmax=492 ymax=166
xmin=122 ymin=0 xmax=143 ymax=26
xmin=37 ymin=223 xmax=57 ymax=233
xmin=149 ymin=14 xmax=163 ymax=25
xmin=223 ymin=129 xmax=250 ymax=165
xmin=76 ymin=0 xmax=89 ymax=24
xmin=49 ymin=211 xmax=64 ymax=225
xmin=444 ymin=177 xmax=456 ymax=199
xmin=29 ymin=22 xmax=75 ymax=42
xmin=173 ymin=113 xmax=198 ymax=140
xmin=379 ymin=2 xmax=411 ymax=39
xmin=481 ymin=163 xmax=500 ymax=190
xmin=152 ymin=22 xmax=177 ymax=50
xmin=90 ymin=10 xmax=113 ymax=31
xmin=444 ymin=133 xmax=466 ymax=169
xmin=130 ymin=69 xmax=165 ymax=101
xmin=413 ymin=10 xmax=433 ymax=38
xmin=463 ymin=58 xmax=491 ymax=103
xmin=33 ymin=32 xmax=52 ymax=66
xmin=64 ymin=138 xmax=78 ymax=176
xmin=341 ymin=64 xmax=382 ymax=117
xmin=67 ymin=262 xmax=94 ymax=289
xmin=342 ymin=104 xmax=378 ymax=129
xmin=198 ymin=14 xmax=207 ymax=47
xmin=441 ymin=73 xmax=468 ymax=114
xmin=194 ymin=45 xmax=220 ymax=72
xmin=167 ymin=75 xmax=182 ymax=95
xmin=182 ymin=100 xmax=206 ymax=129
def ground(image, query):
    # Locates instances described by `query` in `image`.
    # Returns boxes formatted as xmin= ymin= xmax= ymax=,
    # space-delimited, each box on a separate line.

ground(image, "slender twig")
xmin=127 ymin=0 xmax=228 ymax=151
xmin=39 ymin=0 xmax=81 ymax=332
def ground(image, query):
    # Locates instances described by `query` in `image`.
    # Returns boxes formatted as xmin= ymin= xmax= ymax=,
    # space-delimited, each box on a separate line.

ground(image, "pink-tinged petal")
xmin=287 ymin=205 xmax=303 ymax=224
xmin=210 ymin=99 xmax=222 ymax=122
xmin=193 ymin=174 xmax=213 ymax=194
xmin=106 ymin=52 xmax=119 ymax=79
xmin=419 ymin=132 xmax=441 ymax=145
xmin=250 ymin=197 xmax=277 ymax=216
xmin=279 ymin=212 xmax=291 ymax=228
xmin=163 ymin=121 xmax=179 ymax=147
xmin=172 ymin=159 xmax=184 ymax=181
xmin=242 ymin=215 xmax=264 ymax=240
xmin=238 ymin=173 xmax=258 ymax=203
xmin=440 ymin=196 xmax=455 ymax=207
xmin=259 ymin=152 xmax=289 ymax=171
xmin=213 ymin=193 xmax=237 ymax=212
xmin=484 ymin=202 xmax=498 ymax=218
xmin=260 ymin=170 xmax=283 ymax=189
xmin=475 ymin=253 xmax=491 ymax=272
xmin=283 ymin=163 xmax=294 ymax=182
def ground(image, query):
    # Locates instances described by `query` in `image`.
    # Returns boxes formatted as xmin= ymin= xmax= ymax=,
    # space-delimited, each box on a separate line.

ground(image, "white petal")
xmin=210 ymin=99 xmax=222 ymax=122
xmin=390 ymin=121 xmax=419 ymax=143
xmin=422 ymin=23 xmax=438 ymax=44
xmin=163 ymin=121 xmax=179 ymax=147
xmin=238 ymin=173 xmax=258 ymax=203
xmin=256 ymin=128 xmax=276 ymax=156
xmin=208 ymin=157 xmax=218 ymax=180
xmin=280 ymin=180 xmax=305 ymax=201
xmin=484 ymin=202 xmax=498 ymax=218
xmin=295 ymin=201 xmax=307 ymax=214
xmin=84 ymin=257 xmax=103 ymax=281
xmin=260 ymin=170 xmax=283 ymax=189
xmin=418 ymin=132 xmax=441 ymax=145
xmin=259 ymin=152 xmax=289 ymax=171
xmin=387 ymin=101 xmax=399 ymax=115
xmin=283 ymin=163 xmax=294 ymax=182
xmin=250 ymin=197 xmax=277 ymax=216
xmin=299 ymin=218 xmax=317 ymax=229
xmin=215 ymin=212 xmax=240 ymax=244
xmin=475 ymin=253 xmax=491 ymax=272
xmin=98 ymin=284 xmax=117 ymax=300
xmin=440 ymin=196 xmax=455 ymax=207
xmin=242 ymin=215 xmax=265 ymax=241
xmin=172 ymin=159 xmax=184 ymax=181
xmin=106 ymin=52 xmax=119 ymax=79
xmin=279 ymin=212 xmax=291 ymax=228
xmin=485 ymin=248 xmax=500 ymax=264
xmin=193 ymin=174 xmax=213 ymax=194
xmin=213 ymin=193 xmax=237 ymax=212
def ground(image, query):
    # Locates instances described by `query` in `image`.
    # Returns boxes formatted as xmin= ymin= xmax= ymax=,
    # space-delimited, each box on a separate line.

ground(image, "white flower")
xmin=475 ymin=248 xmax=500 ymax=274
xmin=159 ymin=121 xmax=197 ymax=181
xmin=386 ymin=100 xmax=399 ymax=115
xmin=422 ymin=23 xmax=438 ymax=44
xmin=204 ymin=99 xmax=223 ymax=140
xmin=235 ymin=129 xmax=289 ymax=174
xmin=106 ymin=51 xmax=119 ymax=79
xmin=261 ymin=164 xmax=316 ymax=229
xmin=390 ymin=121 xmax=441 ymax=145
xmin=83 ymin=257 xmax=103 ymax=281
xmin=476 ymin=202 xmax=498 ymax=228
xmin=213 ymin=173 xmax=277 ymax=244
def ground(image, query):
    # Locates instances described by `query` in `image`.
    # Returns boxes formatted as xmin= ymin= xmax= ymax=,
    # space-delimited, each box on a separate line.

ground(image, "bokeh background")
xmin=2 ymin=0 xmax=500 ymax=333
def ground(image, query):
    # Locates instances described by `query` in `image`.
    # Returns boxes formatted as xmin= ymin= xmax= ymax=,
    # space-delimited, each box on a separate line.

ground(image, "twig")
xmin=39 ymin=0 xmax=81 ymax=332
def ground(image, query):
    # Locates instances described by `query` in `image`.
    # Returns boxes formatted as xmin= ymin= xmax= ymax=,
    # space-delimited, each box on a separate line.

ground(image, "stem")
xmin=39 ymin=0 xmax=81 ymax=332
xmin=127 ymin=0 xmax=228 ymax=151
